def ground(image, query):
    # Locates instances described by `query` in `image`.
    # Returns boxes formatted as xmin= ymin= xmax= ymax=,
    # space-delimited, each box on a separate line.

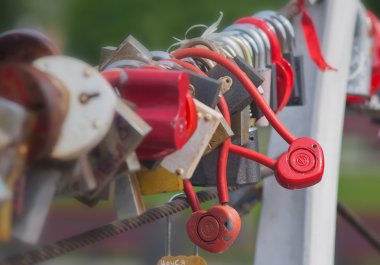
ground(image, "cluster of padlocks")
xmin=0 ymin=0 xmax=379 ymax=258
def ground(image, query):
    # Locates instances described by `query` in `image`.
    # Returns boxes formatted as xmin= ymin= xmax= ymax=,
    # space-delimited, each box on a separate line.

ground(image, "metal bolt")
xmin=83 ymin=68 xmax=93 ymax=78
xmin=175 ymin=168 xmax=184 ymax=176
xmin=204 ymin=113 xmax=212 ymax=122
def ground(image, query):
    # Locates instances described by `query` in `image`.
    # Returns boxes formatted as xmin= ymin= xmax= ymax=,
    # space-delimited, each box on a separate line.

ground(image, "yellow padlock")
xmin=137 ymin=167 xmax=183 ymax=195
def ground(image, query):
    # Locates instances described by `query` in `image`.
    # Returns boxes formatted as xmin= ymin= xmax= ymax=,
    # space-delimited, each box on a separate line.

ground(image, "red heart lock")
xmin=275 ymin=137 xmax=324 ymax=189
xmin=186 ymin=205 xmax=241 ymax=253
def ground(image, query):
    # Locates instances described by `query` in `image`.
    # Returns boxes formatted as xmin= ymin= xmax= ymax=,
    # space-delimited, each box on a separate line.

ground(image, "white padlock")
xmin=33 ymin=56 xmax=117 ymax=160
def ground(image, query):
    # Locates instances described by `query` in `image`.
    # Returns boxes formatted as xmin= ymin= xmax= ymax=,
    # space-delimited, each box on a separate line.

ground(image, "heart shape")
xmin=186 ymin=205 xmax=241 ymax=253
xmin=275 ymin=137 xmax=324 ymax=189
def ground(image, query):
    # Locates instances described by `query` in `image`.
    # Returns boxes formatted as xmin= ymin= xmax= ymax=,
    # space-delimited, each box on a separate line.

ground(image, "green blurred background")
xmin=0 ymin=0 xmax=380 ymax=265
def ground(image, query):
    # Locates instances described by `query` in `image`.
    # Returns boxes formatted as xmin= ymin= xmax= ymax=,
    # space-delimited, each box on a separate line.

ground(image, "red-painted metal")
xmin=102 ymin=68 xmax=197 ymax=160
xmin=275 ymin=137 xmax=324 ymax=189
xmin=183 ymin=177 xmax=241 ymax=253
xmin=235 ymin=17 xmax=294 ymax=112
xmin=187 ymin=205 xmax=241 ymax=253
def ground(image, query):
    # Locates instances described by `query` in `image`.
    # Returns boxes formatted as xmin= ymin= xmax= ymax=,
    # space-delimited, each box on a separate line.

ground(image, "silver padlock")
xmin=12 ymin=163 xmax=64 ymax=244
xmin=33 ymin=55 xmax=118 ymax=161
xmin=84 ymin=99 xmax=151 ymax=199
xmin=100 ymin=35 xmax=152 ymax=70
xmin=347 ymin=4 xmax=373 ymax=97
xmin=112 ymin=171 xmax=145 ymax=220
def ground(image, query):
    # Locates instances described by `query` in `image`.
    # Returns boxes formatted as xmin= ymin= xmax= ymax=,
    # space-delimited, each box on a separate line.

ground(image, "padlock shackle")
xmin=235 ymin=18 xmax=283 ymax=63
xmin=234 ymin=17 xmax=294 ymax=111
xmin=160 ymin=58 xmax=206 ymax=76
xmin=229 ymin=144 xmax=276 ymax=169
xmin=172 ymin=48 xmax=296 ymax=144
xmin=216 ymin=96 xmax=231 ymax=204
xmin=183 ymin=179 xmax=201 ymax=212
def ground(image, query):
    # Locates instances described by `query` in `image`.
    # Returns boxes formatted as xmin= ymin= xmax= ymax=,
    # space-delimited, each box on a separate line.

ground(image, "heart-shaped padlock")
xmin=183 ymin=178 xmax=241 ymax=254
xmin=275 ymin=137 xmax=324 ymax=189
xmin=186 ymin=205 xmax=241 ymax=253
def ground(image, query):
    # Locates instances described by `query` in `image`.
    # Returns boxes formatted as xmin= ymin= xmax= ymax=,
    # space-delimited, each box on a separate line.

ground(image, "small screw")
xmin=204 ymin=113 xmax=212 ymax=121
xmin=175 ymin=168 xmax=184 ymax=176
xmin=83 ymin=68 xmax=93 ymax=78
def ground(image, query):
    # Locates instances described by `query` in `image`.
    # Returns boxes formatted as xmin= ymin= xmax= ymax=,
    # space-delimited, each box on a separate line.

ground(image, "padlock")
xmin=136 ymin=99 xmax=223 ymax=195
xmin=191 ymin=127 xmax=260 ymax=186
xmin=183 ymin=179 xmax=241 ymax=253
xmin=254 ymin=11 xmax=305 ymax=106
xmin=0 ymin=29 xmax=59 ymax=63
xmin=112 ymin=171 xmax=145 ymax=219
xmin=187 ymin=71 xmax=221 ymax=109
xmin=99 ymin=35 xmax=152 ymax=70
xmin=137 ymin=166 xmax=184 ymax=195
xmin=156 ymin=193 xmax=208 ymax=265
xmin=102 ymin=68 xmax=198 ymax=160
xmin=137 ymin=114 xmax=231 ymax=195
xmin=275 ymin=137 xmax=324 ymax=189
xmin=235 ymin=17 xmax=295 ymax=112
xmin=12 ymin=162 xmax=63 ymax=244
xmin=0 ymin=63 xmax=66 ymax=241
xmin=346 ymin=5 xmax=373 ymax=101
xmin=207 ymin=56 xmax=264 ymax=115
xmin=234 ymin=56 xmax=265 ymax=121
xmin=75 ymin=99 xmax=151 ymax=202
xmin=223 ymin=23 xmax=275 ymax=123
xmin=0 ymin=63 xmax=67 ymax=162
xmin=33 ymin=55 xmax=117 ymax=161
xmin=0 ymin=98 xmax=30 ymax=241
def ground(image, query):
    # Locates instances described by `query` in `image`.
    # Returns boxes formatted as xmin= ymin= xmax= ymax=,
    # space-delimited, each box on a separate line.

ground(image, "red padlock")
xmin=172 ymin=48 xmax=324 ymax=189
xmin=102 ymin=68 xmax=197 ymax=160
xmin=0 ymin=63 xmax=67 ymax=162
xmin=183 ymin=179 xmax=241 ymax=254
xmin=235 ymin=17 xmax=294 ymax=112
